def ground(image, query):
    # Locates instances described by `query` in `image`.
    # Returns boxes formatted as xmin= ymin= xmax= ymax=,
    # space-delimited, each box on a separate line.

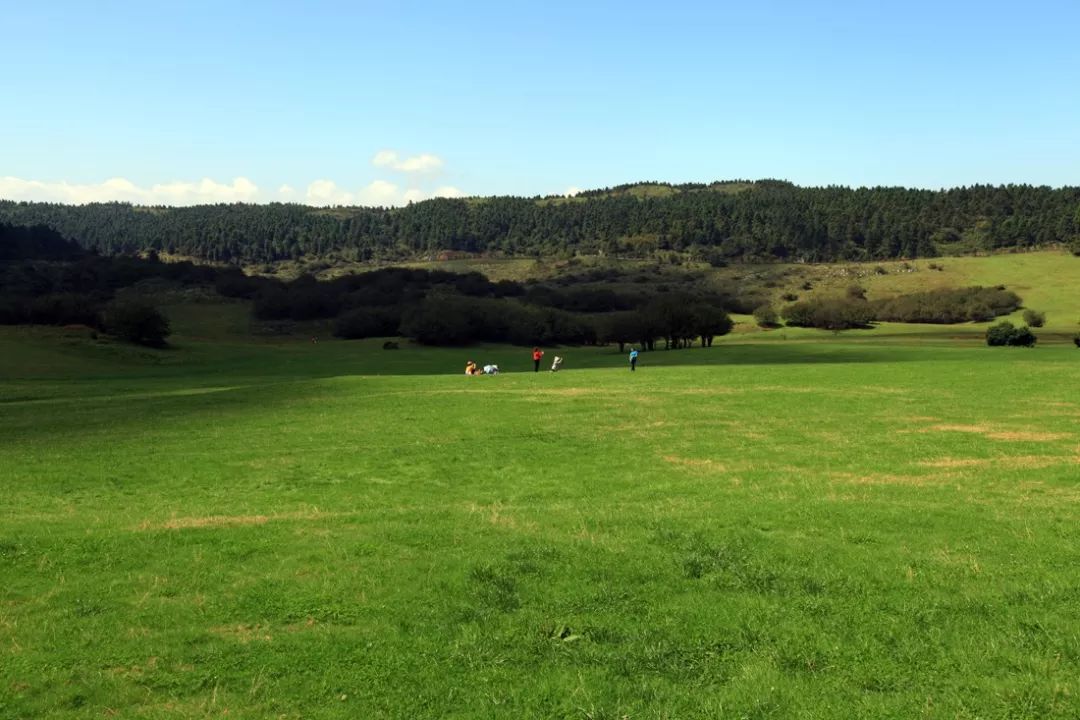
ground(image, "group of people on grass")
xmin=464 ymin=360 xmax=500 ymax=376
xmin=466 ymin=346 xmax=639 ymax=375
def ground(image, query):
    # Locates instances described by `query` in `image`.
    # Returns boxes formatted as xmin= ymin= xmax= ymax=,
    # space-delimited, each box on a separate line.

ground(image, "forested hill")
xmin=2 ymin=180 xmax=1079 ymax=265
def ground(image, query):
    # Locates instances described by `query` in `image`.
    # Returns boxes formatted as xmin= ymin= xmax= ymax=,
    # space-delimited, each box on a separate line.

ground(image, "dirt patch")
xmin=985 ymin=431 xmax=1071 ymax=442
xmin=662 ymin=455 xmax=728 ymax=471
xmin=464 ymin=501 xmax=522 ymax=529
xmin=927 ymin=424 xmax=995 ymax=434
xmin=209 ymin=624 xmax=273 ymax=643
xmin=828 ymin=471 xmax=947 ymax=487
xmin=137 ymin=509 xmax=350 ymax=532
xmin=915 ymin=422 xmax=1071 ymax=443
xmin=108 ymin=656 xmax=159 ymax=678
xmin=918 ymin=455 xmax=1075 ymax=469
xmin=918 ymin=458 xmax=987 ymax=468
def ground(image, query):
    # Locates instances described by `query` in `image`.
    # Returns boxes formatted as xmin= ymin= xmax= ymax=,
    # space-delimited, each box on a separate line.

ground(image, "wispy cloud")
xmin=371 ymin=150 xmax=445 ymax=174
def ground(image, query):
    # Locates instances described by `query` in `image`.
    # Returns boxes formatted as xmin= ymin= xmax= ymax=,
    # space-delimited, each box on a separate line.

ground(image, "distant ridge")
xmin=2 ymin=180 xmax=1078 ymax=265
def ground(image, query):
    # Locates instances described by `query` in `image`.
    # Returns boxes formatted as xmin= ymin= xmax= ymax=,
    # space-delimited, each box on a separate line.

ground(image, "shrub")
xmin=102 ymin=300 xmax=171 ymax=347
xmin=1073 ymin=333 xmax=1080 ymax=348
xmin=986 ymin=321 xmax=1014 ymax=346
xmin=1022 ymin=309 xmax=1045 ymax=328
xmin=780 ymin=292 xmax=798 ymax=302
xmin=986 ymin=321 xmax=1036 ymax=347
xmin=753 ymin=304 xmax=780 ymax=328
xmin=846 ymin=283 xmax=867 ymax=300
xmin=1009 ymin=325 xmax=1037 ymax=347
xmin=783 ymin=298 xmax=874 ymax=330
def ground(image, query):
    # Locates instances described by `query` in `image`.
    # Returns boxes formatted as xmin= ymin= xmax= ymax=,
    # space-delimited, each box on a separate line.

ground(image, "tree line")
xmin=2 ymin=180 xmax=1079 ymax=265
xmin=0 ymin=223 xmax=735 ymax=349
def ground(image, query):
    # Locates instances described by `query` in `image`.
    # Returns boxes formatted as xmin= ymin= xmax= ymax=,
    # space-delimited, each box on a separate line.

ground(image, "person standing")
xmin=629 ymin=347 xmax=639 ymax=371
xmin=532 ymin=347 xmax=544 ymax=372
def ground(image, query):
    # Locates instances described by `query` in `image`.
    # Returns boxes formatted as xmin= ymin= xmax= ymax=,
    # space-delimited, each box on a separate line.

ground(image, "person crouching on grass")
xmin=532 ymin=347 xmax=544 ymax=372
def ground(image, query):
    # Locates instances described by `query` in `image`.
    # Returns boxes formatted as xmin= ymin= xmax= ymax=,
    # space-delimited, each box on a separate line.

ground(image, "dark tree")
xmin=102 ymin=300 xmax=171 ymax=347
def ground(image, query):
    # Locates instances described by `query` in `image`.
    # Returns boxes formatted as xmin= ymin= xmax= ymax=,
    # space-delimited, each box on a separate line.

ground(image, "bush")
xmin=986 ymin=321 xmax=1036 ymax=347
xmin=1022 ymin=309 xmax=1045 ymax=327
xmin=1073 ymin=333 xmax=1080 ymax=348
xmin=986 ymin=321 xmax=1015 ymax=346
xmin=846 ymin=284 xmax=867 ymax=300
xmin=783 ymin=298 xmax=874 ymax=330
xmin=102 ymin=300 xmax=171 ymax=347
xmin=780 ymin=292 xmax=798 ymax=302
xmin=1009 ymin=325 xmax=1037 ymax=347
xmin=753 ymin=304 xmax=780 ymax=328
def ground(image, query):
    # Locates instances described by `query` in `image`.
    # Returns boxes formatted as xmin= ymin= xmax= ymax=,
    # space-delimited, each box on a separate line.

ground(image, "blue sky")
xmin=2 ymin=0 xmax=1078 ymax=205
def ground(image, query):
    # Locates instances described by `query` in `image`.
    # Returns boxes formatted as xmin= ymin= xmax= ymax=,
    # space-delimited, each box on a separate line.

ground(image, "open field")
xmin=2 ymin=308 xmax=1080 ymax=719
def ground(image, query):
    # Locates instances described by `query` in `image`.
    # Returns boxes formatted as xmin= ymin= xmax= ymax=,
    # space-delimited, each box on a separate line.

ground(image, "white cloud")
xmin=0 ymin=175 xmax=466 ymax=208
xmin=0 ymin=175 xmax=260 ymax=205
xmin=563 ymin=186 xmax=582 ymax=197
xmin=302 ymin=179 xmax=442 ymax=207
xmin=371 ymin=150 xmax=444 ymax=174
xmin=357 ymin=180 xmax=405 ymax=207
xmin=371 ymin=150 xmax=400 ymax=168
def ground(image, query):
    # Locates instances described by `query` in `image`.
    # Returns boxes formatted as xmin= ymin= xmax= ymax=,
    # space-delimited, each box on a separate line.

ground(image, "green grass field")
xmin=3 ymin=292 xmax=1080 ymax=718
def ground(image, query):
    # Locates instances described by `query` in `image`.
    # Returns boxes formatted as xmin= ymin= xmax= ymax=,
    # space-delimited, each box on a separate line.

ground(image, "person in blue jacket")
xmin=629 ymin=347 xmax=639 ymax=371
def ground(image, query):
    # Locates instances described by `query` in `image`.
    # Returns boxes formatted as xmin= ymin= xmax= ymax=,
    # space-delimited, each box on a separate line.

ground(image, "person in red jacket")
xmin=532 ymin=347 xmax=544 ymax=372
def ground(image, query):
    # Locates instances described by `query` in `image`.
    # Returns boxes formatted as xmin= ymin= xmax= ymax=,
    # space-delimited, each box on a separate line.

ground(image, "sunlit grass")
xmin=2 ymin=314 xmax=1079 ymax=717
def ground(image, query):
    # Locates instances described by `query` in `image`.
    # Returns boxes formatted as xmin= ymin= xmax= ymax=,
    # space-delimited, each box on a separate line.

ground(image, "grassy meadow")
xmin=3 ymin=258 xmax=1080 ymax=718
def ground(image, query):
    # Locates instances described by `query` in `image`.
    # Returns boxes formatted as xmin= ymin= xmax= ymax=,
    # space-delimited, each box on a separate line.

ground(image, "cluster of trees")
xmin=778 ymin=286 xmax=1023 ymax=330
xmin=0 ymin=223 xmax=196 ymax=344
xmin=986 ymin=321 xmax=1037 ymax=347
xmin=240 ymin=267 xmax=735 ymax=348
xmin=2 ymin=181 xmax=1078 ymax=265
xmin=870 ymin=286 xmax=1022 ymax=324
xmin=782 ymin=297 xmax=876 ymax=330
xmin=1 ymin=223 xmax=738 ymax=349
